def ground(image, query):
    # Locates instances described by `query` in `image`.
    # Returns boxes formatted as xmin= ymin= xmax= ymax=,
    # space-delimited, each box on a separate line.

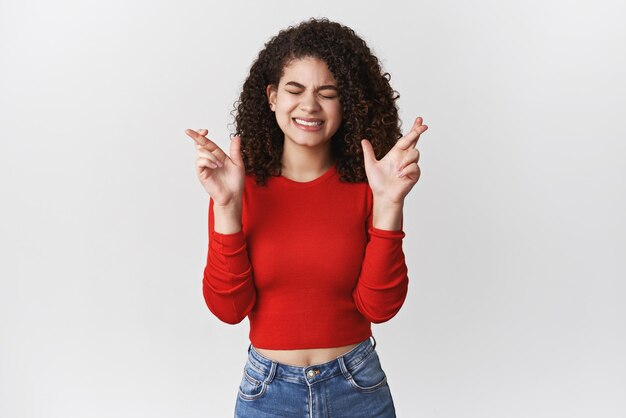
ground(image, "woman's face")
xmin=266 ymin=57 xmax=343 ymax=152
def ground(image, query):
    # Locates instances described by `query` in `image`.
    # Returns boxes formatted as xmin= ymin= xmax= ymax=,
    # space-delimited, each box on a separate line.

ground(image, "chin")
xmin=284 ymin=132 xmax=327 ymax=146
xmin=292 ymin=137 xmax=332 ymax=148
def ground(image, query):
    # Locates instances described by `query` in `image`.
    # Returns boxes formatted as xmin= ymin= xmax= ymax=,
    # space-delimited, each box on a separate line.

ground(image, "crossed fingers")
xmin=396 ymin=117 xmax=428 ymax=151
xmin=185 ymin=129 xmax=227 ymax=161
xmin=394 ymin=117 xmax=427 ymax=178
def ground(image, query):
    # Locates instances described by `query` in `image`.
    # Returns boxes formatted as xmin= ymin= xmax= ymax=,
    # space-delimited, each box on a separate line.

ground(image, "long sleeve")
xmin=202 ymin=197 xmax=256 ymax=324
xmin=352 ymin=190 xmax=409 ymax=323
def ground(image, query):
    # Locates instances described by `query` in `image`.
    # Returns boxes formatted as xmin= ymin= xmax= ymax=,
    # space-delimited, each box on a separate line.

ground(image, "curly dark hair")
xmin=232 ymin=17 xmax=403 ymax=186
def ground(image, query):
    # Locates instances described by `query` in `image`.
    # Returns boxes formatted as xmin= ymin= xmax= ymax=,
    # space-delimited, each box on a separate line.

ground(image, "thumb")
xmin=361 ymin=139 xmax=376 ymax=167
xmin=229 ymin=135 xmax=244 ymax=167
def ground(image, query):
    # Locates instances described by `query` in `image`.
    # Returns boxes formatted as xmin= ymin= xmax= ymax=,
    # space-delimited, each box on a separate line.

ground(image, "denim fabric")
xmin=234 ymin=336 xmax=396 ymax=418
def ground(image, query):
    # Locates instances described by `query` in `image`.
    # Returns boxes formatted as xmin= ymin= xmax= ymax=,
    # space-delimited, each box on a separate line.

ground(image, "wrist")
xmin=213 ymin=195 xmax=242 ymax=210
xmin=212 ymin=197 xmax=243 ymax=234
xmin=372 ymin=198 xmax=404 ymax=231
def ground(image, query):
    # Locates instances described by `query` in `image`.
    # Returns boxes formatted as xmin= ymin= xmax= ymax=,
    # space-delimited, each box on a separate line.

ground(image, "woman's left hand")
xmin=361 ymin=116 xmax=428 ymax=204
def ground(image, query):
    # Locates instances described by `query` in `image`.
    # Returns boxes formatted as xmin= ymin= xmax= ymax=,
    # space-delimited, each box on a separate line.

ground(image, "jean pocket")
xmin=344 ymin=350 xmax=388 ymax=393
xmin=237 ymin=361 xmax=269 ymax=401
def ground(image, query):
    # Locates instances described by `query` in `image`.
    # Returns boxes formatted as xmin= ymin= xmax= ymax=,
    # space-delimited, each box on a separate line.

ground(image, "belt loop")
xmin=266 ymin=361 xmax=277 ymax=383
xmin=338 ymin=355 xmax=352 ymax=380
xmin=247 ymin=343 xmax=252 ymax=353
xmin=370 ymin=335 xmax=377 ymax=350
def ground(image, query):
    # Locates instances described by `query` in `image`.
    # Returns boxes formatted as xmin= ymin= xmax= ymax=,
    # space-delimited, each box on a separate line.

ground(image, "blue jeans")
xmin=234 ymin=336 xmax=396 ymax=417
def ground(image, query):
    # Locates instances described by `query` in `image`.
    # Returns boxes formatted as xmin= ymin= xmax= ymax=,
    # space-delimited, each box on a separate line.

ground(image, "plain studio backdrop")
xmin=1 ymin=0 xmax=624 ymax=417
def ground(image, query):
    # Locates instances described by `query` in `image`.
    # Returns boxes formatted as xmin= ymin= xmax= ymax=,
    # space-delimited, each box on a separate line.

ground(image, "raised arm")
xmin=184 ymin=128 xmax=256 ymax=324
xmin=353 ymin=116 xmax=428 ymax=322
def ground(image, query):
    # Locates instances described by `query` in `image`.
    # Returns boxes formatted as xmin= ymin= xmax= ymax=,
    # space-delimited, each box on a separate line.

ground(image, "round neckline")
xmin=274 ymin=163 xmax=338 ymax=188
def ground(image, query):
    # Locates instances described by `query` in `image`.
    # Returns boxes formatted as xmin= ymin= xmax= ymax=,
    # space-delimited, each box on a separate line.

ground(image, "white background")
xmin=1 ymin=0 xmax=624 ymax=417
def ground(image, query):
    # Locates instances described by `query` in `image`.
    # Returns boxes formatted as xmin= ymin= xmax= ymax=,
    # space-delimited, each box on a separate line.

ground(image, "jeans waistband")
xmin=246 ymin=336 xmax=377 ymax=385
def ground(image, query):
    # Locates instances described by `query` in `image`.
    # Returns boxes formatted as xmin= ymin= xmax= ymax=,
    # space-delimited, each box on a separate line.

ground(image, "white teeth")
xmin=294 ymin=118 xmax=323 ymax=127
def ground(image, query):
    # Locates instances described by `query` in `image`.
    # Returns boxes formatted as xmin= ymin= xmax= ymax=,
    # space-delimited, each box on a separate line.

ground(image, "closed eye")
xmin=287 ymin=90 xmax=338 ymax=99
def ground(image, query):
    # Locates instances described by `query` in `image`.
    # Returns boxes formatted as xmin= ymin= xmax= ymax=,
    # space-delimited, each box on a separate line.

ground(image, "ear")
xmin=266 ymin=84 xmax=277 ymax=112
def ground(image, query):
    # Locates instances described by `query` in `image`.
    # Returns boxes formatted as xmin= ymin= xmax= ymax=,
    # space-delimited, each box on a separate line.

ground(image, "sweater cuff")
xmin=368 ymin=226 xmax=406 ymax=240
xmin=210 ymin=230 xmax=246 ymax=248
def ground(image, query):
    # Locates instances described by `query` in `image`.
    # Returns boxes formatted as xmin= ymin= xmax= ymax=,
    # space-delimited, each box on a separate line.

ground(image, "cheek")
xmin=276 ymin=113 xmax=290 ymax=127
xmin=277 ymin=99 xmax=297 ymax=115
xmin=276 ymin=110 xmax=294 ymax=130
xmin=331 ymin=105 xmax=343 ymax=125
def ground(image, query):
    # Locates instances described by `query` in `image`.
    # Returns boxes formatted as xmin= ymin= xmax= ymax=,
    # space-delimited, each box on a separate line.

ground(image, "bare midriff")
xmin=254 ymin=343 xmax=361 ymax=367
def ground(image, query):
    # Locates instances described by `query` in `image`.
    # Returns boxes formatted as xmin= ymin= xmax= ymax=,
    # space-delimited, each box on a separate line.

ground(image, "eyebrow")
xmin=284 ymin=81 xmax=338 ymax=91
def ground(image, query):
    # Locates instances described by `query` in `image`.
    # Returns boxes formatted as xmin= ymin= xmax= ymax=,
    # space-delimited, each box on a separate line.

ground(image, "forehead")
xmin=279 ymin=57 xmax=337 ymax=85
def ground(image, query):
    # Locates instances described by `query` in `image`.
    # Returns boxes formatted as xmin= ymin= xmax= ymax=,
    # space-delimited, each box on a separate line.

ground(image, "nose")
xmin=299 ymin=91 xmax=321 ymax=113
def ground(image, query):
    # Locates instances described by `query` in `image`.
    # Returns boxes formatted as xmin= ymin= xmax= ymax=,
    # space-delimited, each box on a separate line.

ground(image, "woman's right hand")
xmin=185 ymin=129 xmax=245 ymax=207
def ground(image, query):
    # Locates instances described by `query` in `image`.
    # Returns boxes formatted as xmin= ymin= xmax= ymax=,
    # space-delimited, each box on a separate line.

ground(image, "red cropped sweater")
xmin=203 ymin=163 xmax=409 ymax=349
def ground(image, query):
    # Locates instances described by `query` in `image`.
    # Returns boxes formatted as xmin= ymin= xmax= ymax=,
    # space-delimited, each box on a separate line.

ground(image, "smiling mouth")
xmin=293 ymin=118 xmax=324 ymax=127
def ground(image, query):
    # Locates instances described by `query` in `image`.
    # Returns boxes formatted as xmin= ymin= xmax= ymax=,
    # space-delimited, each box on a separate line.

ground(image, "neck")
xmin=281 ymin=140 xmax=334 ymax=181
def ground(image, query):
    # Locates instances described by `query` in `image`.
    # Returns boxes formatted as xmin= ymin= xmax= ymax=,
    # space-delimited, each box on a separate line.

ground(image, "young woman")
xmin=185 ymin=18 xmax=428 ymax=418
